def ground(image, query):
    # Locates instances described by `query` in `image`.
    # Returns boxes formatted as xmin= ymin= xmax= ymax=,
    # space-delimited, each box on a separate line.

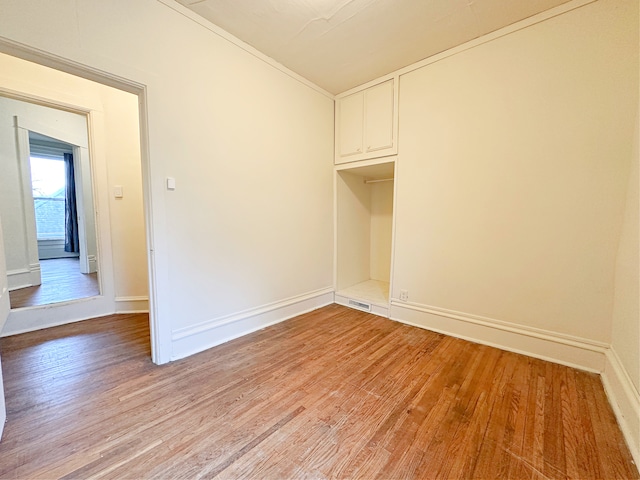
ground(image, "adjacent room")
xmin=0 ymin=98 xmax=101 ymax=309
xmin=0 ymin=0 xmax=637 ymax=477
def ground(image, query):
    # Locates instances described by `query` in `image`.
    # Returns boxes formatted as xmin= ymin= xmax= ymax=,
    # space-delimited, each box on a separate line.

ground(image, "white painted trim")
xmin=15 ymin=114 xmax=89 ymax=148
xmin=0 ymin=285 xmax=6 ymax=439
xmin=0 ymin=86 xmax=92 ymax=115
xmin=115 ymin=296 xmax=149 ymax=313
xmin=136 ymin=87 xmax=170 ymax=365
xmin=171 ymin=288 xmax=334 ymax=361
xmin=334 ymin=293 xmax=388 ymax=318
xmin=87 ymin=254 xmax=97 ymax=273
xmin=7 ymin=268 xmax=30 ymax=291
xmin=0 ymin=356 xmax=5 ymax=440
xmin=336 ymin=0 xmax=597 ymax=97
xmin=602 ymin=348 xmax=640 ymax=466
xmin=0 ymin=286 xmax=10 ymax=335
xmin=37 ymin=239 xmax=79 ymax=260
xmin=6 ymin=264 xmax=40 ymax=291
xmin=0 ymin=37 xmax=147 ymax=96
xmin=393 ymin=300 xmax=608 ymax=350
xmin=1 ymin=295 xmax=111 ymax=337
xmin=334 ymin=155 xmax=398 ymax=171
xmin=387 ymin=159 xmax=399 ymax=313
xmin=28 ymin=262 xmax=40 ymax=286
xmin=332 ymin=169 xmax=338 ymax=293
xmin=155 ymin=0 xmax=334 ymax=100
xmin=390 ymin=301 xmax=607 ymax=373
xmin=14 ymin=122 xmax=42 ymax=288
xmin=73 ymin=145 xmax=98 ymax=275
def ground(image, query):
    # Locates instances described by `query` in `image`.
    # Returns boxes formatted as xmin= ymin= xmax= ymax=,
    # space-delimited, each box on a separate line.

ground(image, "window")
xmin=30 ymin=155 xmax=66 ymax=240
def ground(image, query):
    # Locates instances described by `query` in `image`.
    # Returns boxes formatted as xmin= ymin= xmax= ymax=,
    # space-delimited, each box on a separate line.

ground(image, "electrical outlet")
xmin=399 ymin=290 xmax=409 ymax=302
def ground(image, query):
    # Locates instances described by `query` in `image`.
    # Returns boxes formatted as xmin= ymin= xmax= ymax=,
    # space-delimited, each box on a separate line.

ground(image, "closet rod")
xmin=364 ymin=178 xmax=394 ymax=184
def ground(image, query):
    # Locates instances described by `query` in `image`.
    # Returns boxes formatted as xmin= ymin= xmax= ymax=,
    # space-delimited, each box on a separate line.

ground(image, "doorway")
xmin=0 ymin=52 xmax=153 ymax=351
xmin=0 ymin=95 xmax=102 ymax=312
xmin=9 ymin=131 xmax=100 ymax=308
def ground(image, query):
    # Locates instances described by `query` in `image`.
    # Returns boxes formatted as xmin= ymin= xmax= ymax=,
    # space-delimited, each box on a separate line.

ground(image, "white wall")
xmin=392 ymin=0 xmax=637 ymax=346
xmin=0 ymin=0 xmax=334 ymax=361
xmin=612 ymin=112 xmax=640 ymax=392
xmin=605 ymin=108 xmax=640 ymax=462
xmin=99 ymin=88 xmax=148 ymax=307
xmin=336 ymin=171 xmax=371 ymax=291
xmin=370 ymin=181 xmax=393 ymax=283
xmin=0 ymin=53 xmax=149 ymax=331
xmin=388 ymin=0 xmax=638 ymax=456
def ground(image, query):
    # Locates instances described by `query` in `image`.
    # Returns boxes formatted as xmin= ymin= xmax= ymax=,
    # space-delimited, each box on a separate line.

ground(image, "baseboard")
xmin=334 ymin=293 xmax=389 ymax=318
xmin=87 ymin=255 xmax=97 ymax=273
xmin=602 ymin=348 xmax=640 ymax=466
xmin=171 ymin=287 xmax=334 ymax=361
xmin=1 ymin=295 xmax=113 ymax=337
xmin=37 ymin=239 xmax=79 ymax=259
xmin=115 ymin=296 xmax=149 ymax=313
xmin=390 ymin=301 xmax=607 ymax=373
xmin=7 ymin=264 xmax=40 ymax=291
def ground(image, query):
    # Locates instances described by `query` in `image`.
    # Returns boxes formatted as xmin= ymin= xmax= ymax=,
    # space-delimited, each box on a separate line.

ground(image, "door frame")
xmin=0 ymin=40 xmax=167 ymax=364
xmin=13 ymin=114 xmax=98 ymax=279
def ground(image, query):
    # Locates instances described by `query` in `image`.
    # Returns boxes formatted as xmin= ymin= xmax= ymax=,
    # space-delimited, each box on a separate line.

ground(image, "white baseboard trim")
xmin=1 ymin=295 xmax=114 ymax=337
xmin=171 ymin=287 xmax=334 ymax=361
xmin=389 ymin=301 xmax=607 ymax=373
xmin=115 ymin=296 xmax=149 ymax=313
xmin=7 ymin=264 xmax=40 ymax=291
xmin=334 ymin=293 xmax=389 ymax=318
xmin=601 ymin=348 xmax=640 ymax=466
xmin=87 ymin=255 xmax=97 ymax=274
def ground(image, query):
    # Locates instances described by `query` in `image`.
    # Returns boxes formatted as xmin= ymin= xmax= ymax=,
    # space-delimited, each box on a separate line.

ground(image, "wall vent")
xmin=348 ymin=299 xmax=371 ymax=311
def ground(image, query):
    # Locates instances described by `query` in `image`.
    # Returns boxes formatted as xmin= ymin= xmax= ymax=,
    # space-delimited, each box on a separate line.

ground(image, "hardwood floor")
xmin=9 ymin=258 xmax=99 ymax=309
xmin=0 ymin=304 xmax=637 ymax=479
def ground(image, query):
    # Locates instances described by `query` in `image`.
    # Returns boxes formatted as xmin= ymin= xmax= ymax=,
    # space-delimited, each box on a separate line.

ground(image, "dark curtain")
xmin=64 ymin=153 xmax=80 ymax=253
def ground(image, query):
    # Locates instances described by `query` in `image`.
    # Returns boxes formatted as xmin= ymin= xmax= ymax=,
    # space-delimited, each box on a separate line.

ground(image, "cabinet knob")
xmin=357 ymin=147 xmax=362 ymax=152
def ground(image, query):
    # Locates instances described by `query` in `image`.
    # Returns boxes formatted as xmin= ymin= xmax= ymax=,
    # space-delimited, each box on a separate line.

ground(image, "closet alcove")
xmin=335 ymin=159 xmax=395 ymax=317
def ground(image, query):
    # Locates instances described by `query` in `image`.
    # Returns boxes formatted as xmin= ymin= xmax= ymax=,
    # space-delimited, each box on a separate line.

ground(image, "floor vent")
xmin=348 ymin=299 xmax=371 ymax=312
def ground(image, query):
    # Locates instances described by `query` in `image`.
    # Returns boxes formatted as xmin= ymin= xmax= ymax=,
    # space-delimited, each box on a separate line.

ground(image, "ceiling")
xmin=177 ymin=0 xmax=573 ymax=95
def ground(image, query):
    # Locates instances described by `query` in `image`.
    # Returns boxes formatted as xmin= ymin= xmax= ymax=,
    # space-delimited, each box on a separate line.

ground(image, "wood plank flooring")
xmin=0 ymin=304 xmax=637 ymax=479
xmin=9 ymin=258 xmax=99 ymax=309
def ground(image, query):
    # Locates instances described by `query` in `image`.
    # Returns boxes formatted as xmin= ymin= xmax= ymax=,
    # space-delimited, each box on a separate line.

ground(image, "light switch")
xmin=114 ymin=185 xmax=124 ymax=198
xmin=166 ymin=177 xmax=176 ymax=190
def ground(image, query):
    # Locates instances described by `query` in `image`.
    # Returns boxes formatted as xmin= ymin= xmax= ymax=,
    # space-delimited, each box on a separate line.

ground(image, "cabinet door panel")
xmin=339 ymin=91 xmax=364 ymax=157
xmin=364 ymin=80 xmax=394 ymax=153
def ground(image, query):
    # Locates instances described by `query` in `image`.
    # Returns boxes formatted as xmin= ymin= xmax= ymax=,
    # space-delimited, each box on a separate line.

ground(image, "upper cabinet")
xmin=335 ymin=78 xmax=398 ymax=164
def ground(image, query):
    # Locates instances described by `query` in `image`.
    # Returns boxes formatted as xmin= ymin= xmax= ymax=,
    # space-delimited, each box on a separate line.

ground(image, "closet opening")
xmin=335 ymin=160 xmax=395 ymax=317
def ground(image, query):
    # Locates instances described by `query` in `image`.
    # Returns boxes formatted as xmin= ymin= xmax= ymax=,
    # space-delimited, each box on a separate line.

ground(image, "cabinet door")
xmin=338 ymin=91 xmax=364 ymax=158
xmin=364 ymin=80 xmax=394 ymax=153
